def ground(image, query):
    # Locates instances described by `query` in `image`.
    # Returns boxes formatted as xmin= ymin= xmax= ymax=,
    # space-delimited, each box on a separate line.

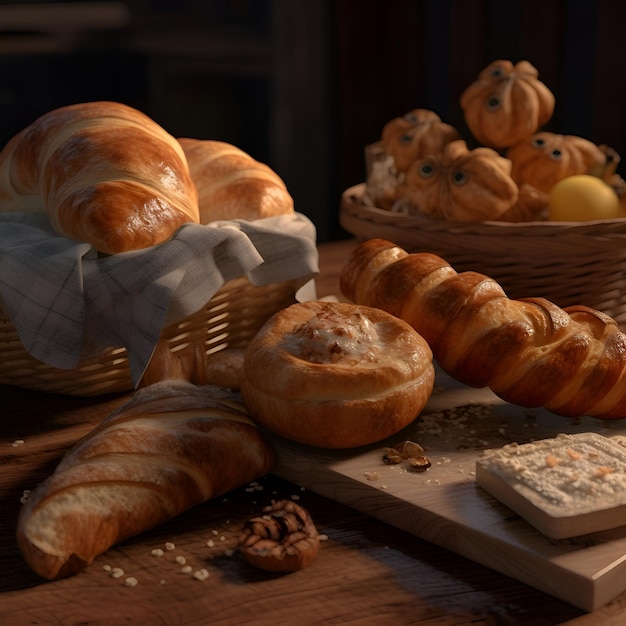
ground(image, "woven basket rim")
xmin=342 ymin=183 xmax=626 ymax=238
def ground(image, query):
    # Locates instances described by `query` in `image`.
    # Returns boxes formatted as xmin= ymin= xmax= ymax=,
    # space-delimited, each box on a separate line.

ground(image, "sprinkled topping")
xmin=479 ymin=433 xmax=626 ymax=513
xmin=289 ymin=305 xmax=381 ymax=366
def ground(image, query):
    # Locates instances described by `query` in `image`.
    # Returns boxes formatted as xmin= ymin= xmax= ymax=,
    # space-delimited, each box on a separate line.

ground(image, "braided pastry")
xmin=340 ymin=238 xmax=626 ymax=419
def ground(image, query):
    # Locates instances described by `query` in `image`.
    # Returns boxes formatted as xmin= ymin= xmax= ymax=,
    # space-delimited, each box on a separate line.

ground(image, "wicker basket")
xmin=340 ymin=183 xmax=626 ymax=329
xmin=0 ymin=276 xmax=301 ymax=397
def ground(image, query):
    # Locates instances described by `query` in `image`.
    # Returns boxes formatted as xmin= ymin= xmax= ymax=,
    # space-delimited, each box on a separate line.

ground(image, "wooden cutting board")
xmin=270 ymin=366 xmax=626 ymax=612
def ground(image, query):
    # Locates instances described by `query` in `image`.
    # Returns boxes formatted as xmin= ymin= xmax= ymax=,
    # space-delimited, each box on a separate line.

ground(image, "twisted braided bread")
xmin=340 ymin=238 xmax=626 ymax=419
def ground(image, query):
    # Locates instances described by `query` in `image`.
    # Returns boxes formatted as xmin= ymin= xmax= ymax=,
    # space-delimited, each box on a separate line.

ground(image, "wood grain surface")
xmin=3 ymin=239 xmax=626 ymax=625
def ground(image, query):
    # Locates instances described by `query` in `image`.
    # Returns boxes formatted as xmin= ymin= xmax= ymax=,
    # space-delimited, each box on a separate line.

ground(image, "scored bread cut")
xmin=476 ymin=432 xmax=626 ymax=539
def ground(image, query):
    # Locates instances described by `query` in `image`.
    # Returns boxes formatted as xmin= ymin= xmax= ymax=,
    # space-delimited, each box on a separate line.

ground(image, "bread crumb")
xmin=193 ymin=569 xmax=210 ymax=581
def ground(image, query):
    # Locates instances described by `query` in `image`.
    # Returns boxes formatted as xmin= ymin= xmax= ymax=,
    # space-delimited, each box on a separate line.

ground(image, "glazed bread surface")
xmin=240 ymin=300 xmax=435 ymax=448
xmin=178 ymin=138 xmax=293 ymax=223
xmin=0 ymin=101 xmax=199 ymax=254
xmin=340 ymin=238 xmax=626 ymax=419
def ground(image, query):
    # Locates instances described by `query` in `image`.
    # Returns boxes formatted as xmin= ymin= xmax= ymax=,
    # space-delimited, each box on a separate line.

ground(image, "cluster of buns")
xmin=0 ymin=101 xmax=294 ymax=255
xmin=364 ymin=59 xmax=621 ymax=222
xmin=7 ymin=103 xmax=442 ymax=580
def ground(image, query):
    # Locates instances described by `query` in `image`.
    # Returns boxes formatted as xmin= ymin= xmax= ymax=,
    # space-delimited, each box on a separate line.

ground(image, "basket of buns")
xmin=340 ymin=60 xmax=626 ymax=328
xmin=0 ymin=101 xmax=318 ymax=396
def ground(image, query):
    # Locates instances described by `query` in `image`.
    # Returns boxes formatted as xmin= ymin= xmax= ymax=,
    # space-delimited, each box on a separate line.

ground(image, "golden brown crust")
xmin=238 ymin=499 xmax=320 ymax=572
xmin=507 ymin=132 xmax=606 ymax=193
xmin=16 ymin=381 xmax=275 ymax=580
xmin=340 ymin=238 xmax=626 ymax=420
xmin=240 ymin=300 xmax=434 ymax=448
xmin=0 ymin=101 xmax=199 ymax=254
xmin=404 ymin=140 xmax=519 ymax=221
xmin=178 ymin=138 xmax=293 ymax=223
xmin=460 ymin=59 xmax=555 ymax=149
xmin=381 ymin=108 xmax=461 ymax=173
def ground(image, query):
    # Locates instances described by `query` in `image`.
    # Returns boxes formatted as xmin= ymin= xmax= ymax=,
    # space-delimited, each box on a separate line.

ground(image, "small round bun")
xmin=240 ymin=300 xmax=435 ymax=448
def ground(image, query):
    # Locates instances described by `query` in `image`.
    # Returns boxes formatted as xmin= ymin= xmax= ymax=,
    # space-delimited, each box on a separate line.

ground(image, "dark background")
xmin=1 ymin=0 xmax=624 ymax=242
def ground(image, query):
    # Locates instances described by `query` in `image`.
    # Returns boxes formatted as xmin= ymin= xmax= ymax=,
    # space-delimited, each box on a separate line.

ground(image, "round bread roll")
xmin=240 ymin=300 xmax=435 ymax=448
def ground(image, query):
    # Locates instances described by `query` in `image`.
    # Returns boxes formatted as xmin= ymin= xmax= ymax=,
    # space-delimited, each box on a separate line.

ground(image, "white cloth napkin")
xmin=0 ymin=212 xmax=318 ymax=384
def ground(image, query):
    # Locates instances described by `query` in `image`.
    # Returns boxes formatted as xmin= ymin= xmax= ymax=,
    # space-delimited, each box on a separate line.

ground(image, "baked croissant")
xmin=178 ymin=138 xmax=293 ymax=223
xmin=0 ymin=101 xmax=199 ymax=254
xmin=17 ymin=381 xmax=275 ymax=580
xmin=340 ymin=238 xmax=626 ymax=420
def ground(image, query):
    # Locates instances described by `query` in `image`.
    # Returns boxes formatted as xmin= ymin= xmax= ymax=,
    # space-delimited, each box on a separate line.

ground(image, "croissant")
xmin=0 ymin=101 xmax=199 ymax=254
xmin=16 ymin=381 xmax=275 ymax=580
xmin=178 ymin=138 xmax=293 ymax=223
xmin=340 ymin=238 xmax=626 ymax=420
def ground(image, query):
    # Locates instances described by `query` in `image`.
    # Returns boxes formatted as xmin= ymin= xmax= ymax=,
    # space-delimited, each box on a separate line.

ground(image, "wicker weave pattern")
xmin=0 ymin=276 xmax=299 ymax=396
xmin=341 ymin=184 xmax=626 ymax=328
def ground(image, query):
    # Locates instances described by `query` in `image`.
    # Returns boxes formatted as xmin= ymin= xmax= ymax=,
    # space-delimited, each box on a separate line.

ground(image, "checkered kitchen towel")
xmin=0 ymin=212 xmax=318 ymax=385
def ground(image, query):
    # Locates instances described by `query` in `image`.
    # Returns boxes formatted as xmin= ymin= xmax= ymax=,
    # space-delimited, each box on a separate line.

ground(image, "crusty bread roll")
xmin=340 ymin=238 xmax=626 ymax=420
xmin=240 ymin=300 xmax=435 ymax=448
xmin=0 ymin=101 xmax=199 ymax=254
xmin=17 ymin=381 xmax=275 ymax=580
xmin=178 ymin=138 xmax=293 ymax=223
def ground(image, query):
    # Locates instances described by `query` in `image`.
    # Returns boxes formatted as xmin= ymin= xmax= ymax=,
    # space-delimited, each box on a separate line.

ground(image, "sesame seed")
xmin=124 ymin=577 xmax=138 ymax=587
xmin=164 ymin=542 xmax=176 ymax=551
xmin=181 ymin=565 xmax=192 ymax=574
xmin=151 ymin=548 xmax=164 ymax=557
xmin=175 ymin=556 xmax=186 ymax=565
xmin=110 ymin=568 xmax=124 ymax=579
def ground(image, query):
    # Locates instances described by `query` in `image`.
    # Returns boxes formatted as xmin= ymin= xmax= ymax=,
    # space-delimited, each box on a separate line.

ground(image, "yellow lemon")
xmin=548 ymin=175 xmax=622 ymax=221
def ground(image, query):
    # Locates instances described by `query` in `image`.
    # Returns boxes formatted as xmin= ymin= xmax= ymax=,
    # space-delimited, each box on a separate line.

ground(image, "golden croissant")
xmin=0 ymin=101 xmax=199 ymax=254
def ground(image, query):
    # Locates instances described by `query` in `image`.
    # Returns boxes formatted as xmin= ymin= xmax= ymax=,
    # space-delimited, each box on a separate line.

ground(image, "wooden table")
xmin=1 ymin=239 xmax=624 ymax=625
